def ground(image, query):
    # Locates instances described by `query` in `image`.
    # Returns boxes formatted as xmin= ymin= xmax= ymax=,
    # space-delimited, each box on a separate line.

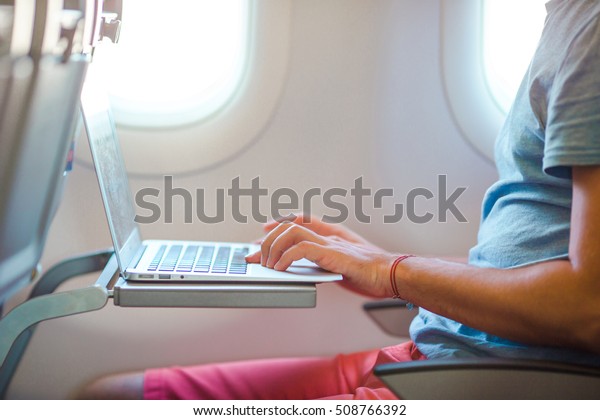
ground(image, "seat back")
xmin=0 ymin=0 xmax=101 ymax=305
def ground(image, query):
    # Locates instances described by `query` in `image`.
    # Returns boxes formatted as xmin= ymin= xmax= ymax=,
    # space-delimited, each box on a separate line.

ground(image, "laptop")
xmin=80 ymin=68 xmax=342 ymax=285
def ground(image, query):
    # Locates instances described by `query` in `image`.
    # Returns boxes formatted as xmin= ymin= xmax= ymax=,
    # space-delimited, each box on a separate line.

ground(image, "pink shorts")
xmin=143 ymin=341 xmax=425 ymax=400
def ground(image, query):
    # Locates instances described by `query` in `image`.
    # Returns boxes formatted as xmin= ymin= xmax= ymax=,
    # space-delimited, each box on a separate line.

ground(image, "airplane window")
xmin=482 ymin=0 xmax=547 ymax=113
xmin=440 ymin=0 xmax=547 ymax=162
xmin=81 ymin=0 xmax=291 ymax=176
xmin=93 ymin=0 xmax=250 ymax=128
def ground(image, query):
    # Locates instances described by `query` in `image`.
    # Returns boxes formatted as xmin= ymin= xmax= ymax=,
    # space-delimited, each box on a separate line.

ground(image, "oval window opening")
xmin=93 ymin=0 xmax=250 ymax=128
xmin=482 ymin=0 xmax=547 ymax=113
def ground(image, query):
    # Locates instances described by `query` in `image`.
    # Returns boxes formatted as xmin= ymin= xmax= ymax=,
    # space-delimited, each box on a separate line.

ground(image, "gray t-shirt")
xmin=411 ymin=0 xmax=600 ymax=365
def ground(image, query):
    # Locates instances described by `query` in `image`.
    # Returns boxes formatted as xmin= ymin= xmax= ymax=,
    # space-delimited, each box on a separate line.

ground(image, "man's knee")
xmin=76 ymin=372 xmax=145 ymax=400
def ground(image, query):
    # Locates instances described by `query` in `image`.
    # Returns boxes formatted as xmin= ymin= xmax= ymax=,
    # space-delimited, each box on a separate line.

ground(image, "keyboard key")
xmin=227 ymin=247 xmax=248 ymax=274
xmin=211 ymin=246 xmax=231 ymax=273
xmin=176 ymin=245 xmax=199 ymax=272
xmin=193 ymin=246 xmax=215 ymax=272
xmin=148 ymin=245 xmax=167 ymax=271
xmin=159 ymin=245 xmax=183 ymax=271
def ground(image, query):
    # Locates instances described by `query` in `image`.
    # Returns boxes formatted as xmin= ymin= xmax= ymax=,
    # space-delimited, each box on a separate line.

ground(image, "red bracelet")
xmin=390 ymin=254 xmax=415 ymax=299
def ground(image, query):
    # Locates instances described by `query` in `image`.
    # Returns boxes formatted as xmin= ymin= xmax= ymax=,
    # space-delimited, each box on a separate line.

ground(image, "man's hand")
xmin=246 ymin=216 xmax=396 ymax=297
xmin=263 ymin=214 xmax=385 ymax=251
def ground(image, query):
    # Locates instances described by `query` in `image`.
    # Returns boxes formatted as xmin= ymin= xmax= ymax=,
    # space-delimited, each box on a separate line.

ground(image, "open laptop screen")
xmin=80 ymin=67 xmax=142 ymax=272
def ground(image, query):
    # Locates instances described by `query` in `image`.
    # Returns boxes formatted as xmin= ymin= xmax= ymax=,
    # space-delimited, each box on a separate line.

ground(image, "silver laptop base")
xmin=113 ymin=278 xmax=315 ymax=308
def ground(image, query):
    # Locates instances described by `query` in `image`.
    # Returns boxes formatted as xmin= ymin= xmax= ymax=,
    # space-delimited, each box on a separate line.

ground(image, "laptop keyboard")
xmin=147 ymin=245 xmax=249 ymax=275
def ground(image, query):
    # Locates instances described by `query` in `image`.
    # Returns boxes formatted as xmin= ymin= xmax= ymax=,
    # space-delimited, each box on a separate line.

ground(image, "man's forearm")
xmin=394 ymin=256 xmax=600 ymax=353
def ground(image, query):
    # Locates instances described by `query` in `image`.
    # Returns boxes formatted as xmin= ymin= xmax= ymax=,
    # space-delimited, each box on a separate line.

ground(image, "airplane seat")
xmin=0 ymin=0 xmax=122 ymax=303
xmin=0 ymin=0 xmax=121 ymax=398
xmin=0 ymin=1 xmax=84 ymax=307
xmin=364 ymin=299 xmax=600 ymax=399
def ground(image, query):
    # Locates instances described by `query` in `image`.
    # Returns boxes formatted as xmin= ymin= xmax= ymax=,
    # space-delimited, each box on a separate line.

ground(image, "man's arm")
xmin=247 ymin=166 xmax=600 ymax=354
xmin=394 ymin=165 xmax=600 ymax=354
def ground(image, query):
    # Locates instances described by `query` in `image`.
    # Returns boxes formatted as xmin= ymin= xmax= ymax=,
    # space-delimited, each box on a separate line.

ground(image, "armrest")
xmin=363 ymin=299 xmax=418 ymax=338
xmin=375 ymin=358 xmax=600 ymax=399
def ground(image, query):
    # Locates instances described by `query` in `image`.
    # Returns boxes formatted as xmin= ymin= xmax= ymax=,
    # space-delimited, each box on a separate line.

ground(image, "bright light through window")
xmin=483 ymin=0 xmax=547 ymax=113
xmin=94 ymin=0 xmax=250 ymax=128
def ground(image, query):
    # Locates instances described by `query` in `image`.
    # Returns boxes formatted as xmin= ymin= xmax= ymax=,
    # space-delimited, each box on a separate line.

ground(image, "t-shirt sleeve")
xmin=543 ymin=15 xmax=600 ymax=179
